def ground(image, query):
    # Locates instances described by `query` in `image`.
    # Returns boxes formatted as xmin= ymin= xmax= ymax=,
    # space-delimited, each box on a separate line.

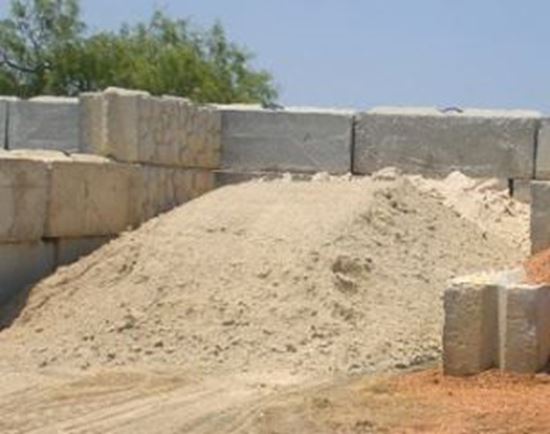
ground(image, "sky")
xmin=3 ymin=0 xmax=550 ymax=112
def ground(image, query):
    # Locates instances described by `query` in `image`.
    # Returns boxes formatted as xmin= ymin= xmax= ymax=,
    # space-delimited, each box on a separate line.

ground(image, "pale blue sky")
xmin=3 ymin=1 xmax=550 ymax=111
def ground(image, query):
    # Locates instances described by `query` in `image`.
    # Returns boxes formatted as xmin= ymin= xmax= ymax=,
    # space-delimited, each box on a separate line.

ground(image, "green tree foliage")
xmin=0 ymin=0 xmax=277 ymax=104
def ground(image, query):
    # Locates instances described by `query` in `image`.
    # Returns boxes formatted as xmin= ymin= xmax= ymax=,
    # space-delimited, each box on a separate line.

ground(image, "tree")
xmin=0 ymin=0 xmax=278 ymax=104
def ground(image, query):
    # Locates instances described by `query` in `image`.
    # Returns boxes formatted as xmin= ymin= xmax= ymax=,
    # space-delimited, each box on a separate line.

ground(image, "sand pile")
xmin=409 ymin=170 xmax=530 ymax=253
xmin=0 ymin=174 xmax=525 ymax=378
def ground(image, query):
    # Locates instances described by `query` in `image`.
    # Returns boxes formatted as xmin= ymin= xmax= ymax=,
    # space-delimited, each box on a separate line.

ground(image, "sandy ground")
xmin=0 ymin=171 xmax=532 ymax=433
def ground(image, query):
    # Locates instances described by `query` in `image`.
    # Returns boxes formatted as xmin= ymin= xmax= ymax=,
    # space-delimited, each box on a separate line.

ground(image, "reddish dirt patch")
xmin=390 ymin=369 xmax=550 ymax=433
xmin=524 ymin=248 xmax=550 ymax=284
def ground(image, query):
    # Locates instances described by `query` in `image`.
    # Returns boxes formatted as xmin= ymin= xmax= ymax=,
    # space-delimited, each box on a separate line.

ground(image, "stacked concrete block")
xmin=535 ymin=118 xmax=550 ymax=179
xmin=0 ymin=242 xmax=55 ymax=304
xmin=7 ymin=97 xmax=79 ymax=152
xmin=218 ymin=106 xmax=353 ymax=174
xmin=530 ymin=181 xmax=550 ymax=254
xmin=502 ymin=285 xmax=550 ymax=373
xmin=79 ymin=88 xmax=222 ymax=169
xmin=444 ymin=270 xmax=550 ymax=375
xmin=46 ymin=155 xmax=139 ymax=238
xmin=354 ymin=107 xmax=540 ymax=179
xmin=0 ymin=99 xmax=9 ymax=149
xmin=512 ymin=179 xmax=531 ymax=203
xmin=0 ymin=153 xmax=48 ymax=242
xmin=443 ymin=277 xmax=500 ymax=375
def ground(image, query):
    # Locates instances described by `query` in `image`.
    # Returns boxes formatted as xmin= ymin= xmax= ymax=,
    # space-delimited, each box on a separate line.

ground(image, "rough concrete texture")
xmin=78 ymin=93 xmax=107 ymax=154
xmin=136 ymin=167 xmax=214 ymax=222
xmin=536 ymin=118 xmax=550 ymax=179
xmin=46 ymin=157 xmax=139 ymax=238
xmin=79 ymin=89 xmax=221 ymax=168
xmin=354 ymin=108 xmax=539 ymax=178
xmin=0 ymin=242 xmax=54 ymax=304
xmin=530 ymin=181 xmax=550 ymax=254
xmin=55 ymin=237 xmax=111 ymax=268
xmin=7 ymin=98 xmax=79 ymax=152
xmin=502 ymin=285 xmax=550 ymax=373
xmin=0 ymin=100 xmax=8 ymax=150
xmin=219 ymin=108 xmax=353 ymax=173
xmin=443 ymin=278 xmax=500 ymax=376
xmin=0 ymin=155 xmax=48 ymax=242
xmin=512 ymin=179 xmax=531 ymax=203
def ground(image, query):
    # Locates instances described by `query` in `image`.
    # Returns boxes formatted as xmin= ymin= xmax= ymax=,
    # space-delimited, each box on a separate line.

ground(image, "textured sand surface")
xmin=0 ymin=173 xmax=525 ymax=380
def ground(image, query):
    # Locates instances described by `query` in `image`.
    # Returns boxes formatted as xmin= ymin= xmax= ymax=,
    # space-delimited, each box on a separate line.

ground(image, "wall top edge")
xmin=367 ymin=106 xmax=542 ymax=119
xmin=213 ymin=104 xmax=356 ymax=116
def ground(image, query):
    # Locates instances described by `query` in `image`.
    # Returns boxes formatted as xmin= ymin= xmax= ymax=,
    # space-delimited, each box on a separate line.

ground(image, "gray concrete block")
xmin=443 ymin=277 xmax=500 ymax=376
xmin=512 ymin=179 xmax=531 ymax=203
xmin=354 ymin=108 xmax=540 ymax=178
xmin=0 ymin=154 xmax=48 ymax=242
xmin=0 ymin=100 xmax=8 ymax=150
xmin=220 ymin=107 xmax=353 ymax=174
xmin=8 ymin=97 xmax=79 ymax=152
xmin=536 ymin=118 xmax=550 ymax=179
xmin=55 ymin=237 xmax=111 ymax=268
xmin=46 ymin=156 xmax=139 ymax=238
xmin=0 ymin=242 xmax=55 ymax=304
xmin=530 ymin=181 xmax=550 ymax=254
xmin=501 ymin=285 xmax=550 ymax=373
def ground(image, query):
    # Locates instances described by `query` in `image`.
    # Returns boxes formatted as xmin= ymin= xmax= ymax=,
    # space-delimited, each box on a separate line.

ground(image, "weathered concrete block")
xmin=46 ymin=155 xmax=138 ymax=238
xmin=8 ymin=97 xmax=79 ymax=151
xmin=0 ymin=99 xmax=9 ymax=150
xmin=219 ymin=107 xmax=353 ymax=174
xmin=79 ymin=89 xmax=221 ymax=168
xmin=354 ymin=107 xmax=540 ymax=178
xmin=135 ymin=166 xmax=177 ymax=222
xmin=512 ymin=179 xmax=531 ymax=203
xmin=443 ymin=277 xmax=500 ymax=376
xmin=55 ymin=237 xmax=111 ymax=268
xmin=502 ymin=285 xmax=550 ymax=373
xmin=79 ymin=92 xmax=107 ymax=154
xmin=530 ymin=181 xmax=550 ymax=254
xmin=0 ymin=154 xmax=48 ymax=242
xmin=0 ymin=242 xmax=55 ymax=304
xmin=535 ymin=118 xmax=550 ymax=179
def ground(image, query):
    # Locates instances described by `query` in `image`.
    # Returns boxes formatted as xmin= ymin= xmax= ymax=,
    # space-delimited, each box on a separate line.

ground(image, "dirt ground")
xmin=2 ymin=366 xmax=550 ymax=433
xmin=0 ymin=171 xmax=535 ymax=433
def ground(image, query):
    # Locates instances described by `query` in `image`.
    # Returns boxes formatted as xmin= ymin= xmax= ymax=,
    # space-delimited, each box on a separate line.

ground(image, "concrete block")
xmin=79 ymin=89 xmax=221 ymax=168
xmin=46 ymin=156 xmax=139 ymax=238
xmin=79 ymin=92 xmax=107 ymax=154
xmin=512 ymin=179 xmax=531 ymax=203
xmin=354 ymin=107 xmax=540 ymax=178
xmin=501 ymin=285 xmax=550 ymax=373
xmin=55 ymin=237 xmax=111 ymax=268
xmin=219 ymin=107 xmax=353 ymax=174
xmin=0 ymin=99 xmax=8 ymax=150
xmin=0 ymin=155 xmax=48 ymax=242
xmin=8 ymin=97 xmax=79 ymax=152
xmin=135 ymin=166 xmax=177 ymax=222
xmin=0 ymin=242 xmax=55 ymax=304
xmin=535 ymin=118 xmax=550 ymax=179
xmin=443 ymin=278 xmax=500 ymax=375
xmin=530 ymin=181 xmax=550 ymax=254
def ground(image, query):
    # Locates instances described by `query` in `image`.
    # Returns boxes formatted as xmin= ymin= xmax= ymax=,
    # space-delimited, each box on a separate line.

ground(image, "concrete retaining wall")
xmin=0 ymin=149 xmax=216 ymax=304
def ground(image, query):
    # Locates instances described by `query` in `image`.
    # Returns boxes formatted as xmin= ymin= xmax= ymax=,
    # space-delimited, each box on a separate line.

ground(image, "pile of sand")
xmin=0 ymin=173 xmax=526 ymax=379
xmin=409 ymin=170 xmax=530 ymax=253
